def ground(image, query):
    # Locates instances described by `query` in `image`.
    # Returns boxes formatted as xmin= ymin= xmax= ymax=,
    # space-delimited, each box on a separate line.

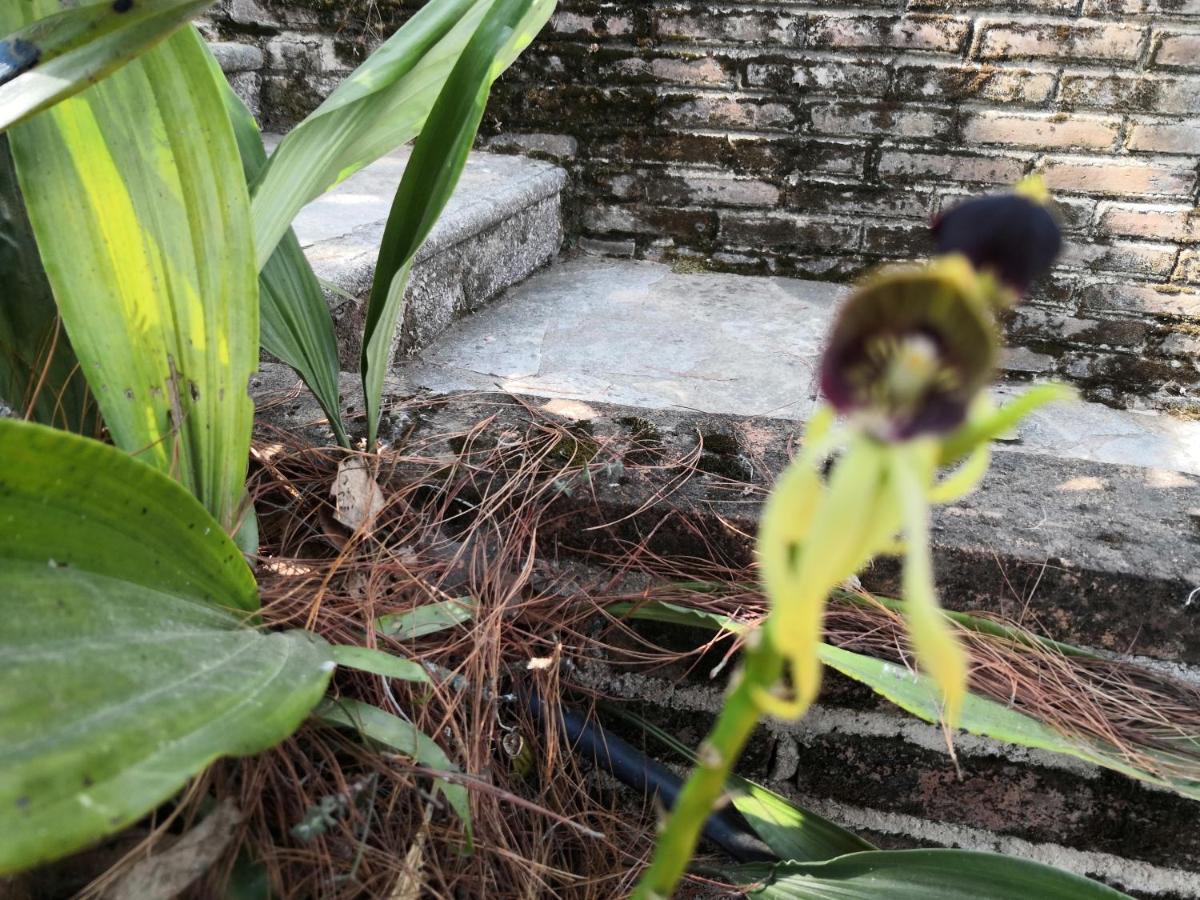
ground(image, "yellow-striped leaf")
xmin=6 ymin=20 xmax=258 ymax=531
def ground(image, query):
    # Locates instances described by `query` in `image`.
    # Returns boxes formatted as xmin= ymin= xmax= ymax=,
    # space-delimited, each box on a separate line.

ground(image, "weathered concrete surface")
xmin=266 ymin=136 xmax=567 ymax=365
xmin=250 ymin=378 xmax=1200 ymax=665
xmin=390 ymin=254 xmax=1200 ymax=476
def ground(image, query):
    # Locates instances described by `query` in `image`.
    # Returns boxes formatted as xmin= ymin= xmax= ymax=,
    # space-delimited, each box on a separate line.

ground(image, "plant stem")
xmin=630 ymin=631 xmax=784 ymax=899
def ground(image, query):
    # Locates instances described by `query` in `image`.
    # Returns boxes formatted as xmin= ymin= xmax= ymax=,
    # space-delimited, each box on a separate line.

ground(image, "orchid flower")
xmin=633 ymin=176 xmax=1071 ymax=900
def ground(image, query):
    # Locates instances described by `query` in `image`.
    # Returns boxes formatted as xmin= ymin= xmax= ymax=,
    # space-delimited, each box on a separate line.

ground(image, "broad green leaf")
xmin=377 ymin=598 xmax=475 ymax=639
xmin=0 ymin=0 xmax=212 ymax=132
xmin=315 ymin=697 xmax=473 ymax=848
xmin=214 ymin=59 xmax=348 ymax=448
xmin=612 ymin=600 xmax=1200 ymax=800
xmin=331 ymin=645 xmax=430 ymax=683
xmin=0 ymin=419 xmax=334 ymax=874
xmin=610 ymin=707 xmax=872 ymax=862
xmin=7 ymin=22 xmax=259 ymax=532
xmin=1 ymin=411 xmax=256 ymax=610
xmin=725 ymin=850 xmax=1128 ymax=899
xmin=361 ymin=0 xmax=553 ymax=445
xmin=0 ymin=134 xmax=96 ymax=433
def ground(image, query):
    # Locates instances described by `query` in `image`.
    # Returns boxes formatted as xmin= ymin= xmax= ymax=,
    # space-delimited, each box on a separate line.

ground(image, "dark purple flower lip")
xmin=820 ymin=257 xmax=999 ymax=442
xmin=932 ymin=192 xmax=1062 ymax=299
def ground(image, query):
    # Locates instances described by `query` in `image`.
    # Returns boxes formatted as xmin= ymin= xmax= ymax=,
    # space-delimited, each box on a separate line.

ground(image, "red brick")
xmin=1161 ymin=332 xmax=1200 ymax=356
xmin=1059 ymin=240 xmax=1179 ymax=277
xmin=1078 ymin=282 xmax=1200 ymax=317
xmin=655 ymin=9 xmax=799 ymax=44
xmin=602 ymin=55 xmax=736 ymax=88
xmin=977 ymin=20 xmax=1146 ymax=62
xmin=549 ymin=10 xmax=633 ymax=38
xmin=1155 ymin=32 xmax=1200 ymax=69
xmin=1096 ymin=204 xmax=1200 ymax=242
xmin=1177 ymin=249 xmax=1200 ymax=283
xmin=811 ymin=103 xmax=953 ymax=139
xmin=807 ymin=14 xmax=970 ymax=53
xmin=1083 ymin=0 xmax=1200 ymax=12
xmin=893 ymin=63 xmax=1057 ymax=103
xmin=878 ymin=150 xmax=1027 ymax=184
xmin=862 ymin=220 xmax=933 ymax=256
xmin=911 ymin=0 xmax=1076 ymax=10
xmin=1125 ymin=120 xmax=1200 ymax=154
xmin=1058 ymin=72 xmax=1200 ymax=115
xmin=718 ymin=212 xmax=861 ymax=251
xmin=1039 ymin=156 xmax=1196 ymax=198
xmin=962 ymin=111 xmax=1121 ymax=150
xmin=744 ymin=59 xmax=890 ymax=95
xmin=663 ymin=94 xmax=795 ymax=131
xmin=678 ymin=173 xmax=781 ymax=208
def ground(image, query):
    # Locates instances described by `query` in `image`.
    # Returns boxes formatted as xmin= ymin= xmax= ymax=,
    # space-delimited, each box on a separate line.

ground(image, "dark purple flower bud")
xmin=820 ymin=257 xmax=999 ymax=442
xmin=932 ymin=186 xmax=1062 ymax=297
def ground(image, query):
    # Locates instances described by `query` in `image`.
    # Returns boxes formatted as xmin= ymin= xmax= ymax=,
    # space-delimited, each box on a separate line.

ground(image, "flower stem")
xmin=630 ymin=631 xmax=783 ymax=899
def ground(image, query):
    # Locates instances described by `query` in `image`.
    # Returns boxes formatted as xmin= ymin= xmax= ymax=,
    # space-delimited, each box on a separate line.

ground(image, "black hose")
xmin=523 ymin=691 xmax=777 ymax=864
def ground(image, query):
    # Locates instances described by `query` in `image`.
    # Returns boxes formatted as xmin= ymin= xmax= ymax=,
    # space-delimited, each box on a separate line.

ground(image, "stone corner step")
xmin=208 ymin=41 xmax=264 ymax=119
xmin=267 ymin=135 xmax=567 ymax=367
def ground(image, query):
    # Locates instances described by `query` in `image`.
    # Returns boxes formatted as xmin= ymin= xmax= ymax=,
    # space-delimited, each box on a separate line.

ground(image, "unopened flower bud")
xmin=931 ymin=178 xmax=1062 ymax=298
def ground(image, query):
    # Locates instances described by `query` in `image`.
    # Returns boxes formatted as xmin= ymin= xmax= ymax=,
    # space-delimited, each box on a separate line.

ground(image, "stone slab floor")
xmin=389 ymin=253 xmax=1200 ymax=476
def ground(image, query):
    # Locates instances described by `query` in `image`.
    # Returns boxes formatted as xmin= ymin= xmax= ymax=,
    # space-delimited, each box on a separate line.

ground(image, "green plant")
xmin=632 ymin=182 xmax=1075 ymax=898
xmin=616 ymin=709 xmax=1129 ymax=898
xmin=0 ymin=417 xmax=335 ymax=872
xmin=0 ymin=0 xmax=553 ymax=875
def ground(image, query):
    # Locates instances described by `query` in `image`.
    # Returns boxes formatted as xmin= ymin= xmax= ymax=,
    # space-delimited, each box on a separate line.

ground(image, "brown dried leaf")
xmin=331 ymin=457 xmax=386 ymax=532
xmin=103 ymin=799 xmax=242 ymax=900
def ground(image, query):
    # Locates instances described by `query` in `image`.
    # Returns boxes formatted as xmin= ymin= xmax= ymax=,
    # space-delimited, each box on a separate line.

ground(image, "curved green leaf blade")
xmin=249 ymin=0 xmax=482 ymax=268
xmin=726 ymin=850 xmax=1128 ymax=899
xmin=0 ymin=0 xmax=213 ymax=132
xmin=315 ymin=697 xmax=473 ymax=848
xmin=215 ymin=63 xmax=348 ymax=447
xmin=362 ymin=0 xmax=554 ymax=446
xmin=7 ymin=22 xmax=259 ymax=531
xmin=0 ymin=134 xmax=96 ymax=432
xmin=377 ymin=598 xmax=475 ymax=639
xmin=1 ymin=415 xmax=257 ymax=610
xmin=330 ymin=645 xmax=429 ymax=683
xmin=0 ymin=419 xmax=334 ymax=874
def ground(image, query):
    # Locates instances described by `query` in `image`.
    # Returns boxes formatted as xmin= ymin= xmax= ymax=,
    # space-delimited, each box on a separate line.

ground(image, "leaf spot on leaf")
xmin=112 ymin=0 xmax=134 ymax=12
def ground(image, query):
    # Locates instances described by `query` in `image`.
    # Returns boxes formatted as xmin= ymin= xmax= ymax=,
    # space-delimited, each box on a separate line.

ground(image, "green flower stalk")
xmin=632 ymin=178 xmax=1069 ymax=899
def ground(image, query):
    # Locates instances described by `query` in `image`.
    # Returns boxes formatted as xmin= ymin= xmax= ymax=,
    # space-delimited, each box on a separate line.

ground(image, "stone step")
xmin=389 ymin=253 xmax=1200 ymax=476
xmin=268 ymin=136 xmax=566 ymax=369
xmin=210 ymin=40 xmax=264 ymax=119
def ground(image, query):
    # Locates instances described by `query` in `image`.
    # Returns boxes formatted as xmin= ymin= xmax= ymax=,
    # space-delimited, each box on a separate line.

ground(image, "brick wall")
xmin=207 ymin=0 xmax=1200 ymax=412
